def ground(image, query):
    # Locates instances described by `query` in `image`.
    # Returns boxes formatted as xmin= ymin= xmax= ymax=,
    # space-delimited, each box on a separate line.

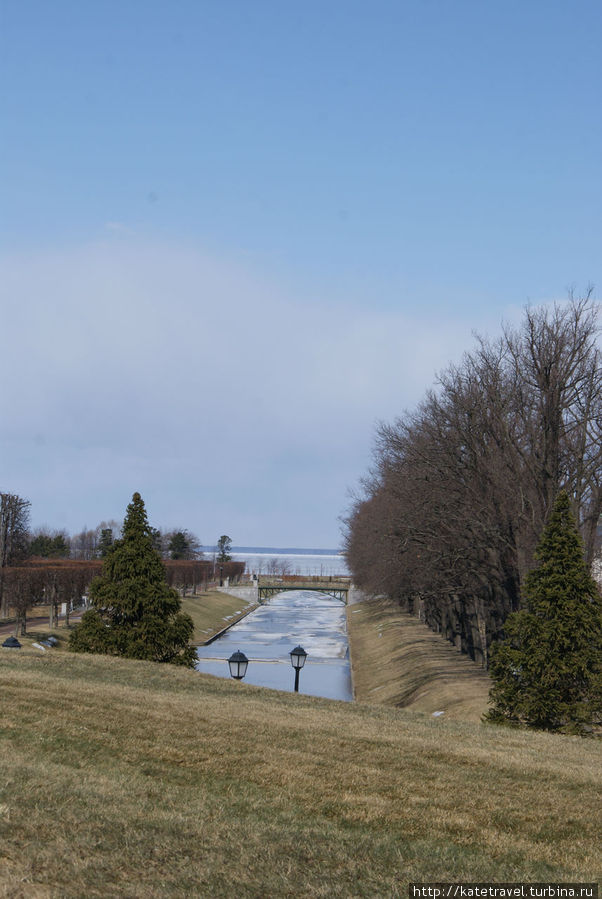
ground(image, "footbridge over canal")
xmin=257 ymin=575 xmax=351 ymax=604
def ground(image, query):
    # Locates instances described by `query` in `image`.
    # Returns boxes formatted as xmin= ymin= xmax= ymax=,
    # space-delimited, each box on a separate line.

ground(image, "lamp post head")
xmin=289 ymin=645 xmax=307 ymax=670
xmin=228 ymin=650 xmax=249 ymax=680
xmin=2 ymin=636 xmax=21 ymax=649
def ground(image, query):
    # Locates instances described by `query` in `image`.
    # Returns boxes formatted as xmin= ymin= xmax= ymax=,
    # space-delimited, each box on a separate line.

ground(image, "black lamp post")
xmin=228 ymin=650 xmax=249 ymax=680
xmin=289 ymin=645 xmax=307 ymax=693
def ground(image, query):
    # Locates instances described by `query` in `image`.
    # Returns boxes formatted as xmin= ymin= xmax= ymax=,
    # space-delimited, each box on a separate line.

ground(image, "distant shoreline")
xmin=201 ymin=546 xmax=343 ymax=556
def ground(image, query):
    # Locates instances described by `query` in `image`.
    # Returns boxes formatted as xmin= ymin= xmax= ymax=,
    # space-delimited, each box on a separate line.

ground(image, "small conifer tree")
xmin=216 ymin=535 xmax=232 ymax=563
xmin=97 ymin=528 xmax=114 ymax=558
xmin=486 ymin=491 xmax=602 ymax=732
xmin=70 ymin=493 xmax=196 ymax=667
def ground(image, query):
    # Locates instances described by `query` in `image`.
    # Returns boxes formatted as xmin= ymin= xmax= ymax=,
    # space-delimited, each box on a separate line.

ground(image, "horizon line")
xmin=201 ymin=545 xmax=344 ymax=554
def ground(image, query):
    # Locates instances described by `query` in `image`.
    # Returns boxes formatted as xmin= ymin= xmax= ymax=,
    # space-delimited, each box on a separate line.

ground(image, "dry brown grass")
xmin=0 ymin=648 xmax=600 ymax=897
xmin=1 ymin=591 xmax=253 ymax=651
xmin=179 ymin=590 xmax=256 ymax=643
xmin=347 ymin=595 xmax=493 ymax=722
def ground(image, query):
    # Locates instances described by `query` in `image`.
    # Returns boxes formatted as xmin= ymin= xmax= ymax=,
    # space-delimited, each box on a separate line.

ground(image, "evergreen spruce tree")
xmin=97 ymin=528 xmax=114 ymax=558
xmin=486 ymin=491 xmax=602 ymax=732
xmin=69 ymin=493 xmax=196 ymax=667
xmin=216 ymin=535 xmax=232 ymax=563
xmin=168 ymin=531 xmax=190 ymax=560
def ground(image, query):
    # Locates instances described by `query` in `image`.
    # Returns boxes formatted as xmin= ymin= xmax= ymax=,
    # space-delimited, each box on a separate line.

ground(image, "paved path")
xmin=215 ymin=585 xmax=257 ymax=603
xmin=347 ymin=586 xmax=367 ymax=605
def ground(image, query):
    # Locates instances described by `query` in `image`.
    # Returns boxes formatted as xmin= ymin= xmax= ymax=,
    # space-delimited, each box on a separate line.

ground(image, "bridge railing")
xmin=257 ymin=575 xmax=351 ymax=586
xmin=256 ymin=575 xmax=351 ymax=604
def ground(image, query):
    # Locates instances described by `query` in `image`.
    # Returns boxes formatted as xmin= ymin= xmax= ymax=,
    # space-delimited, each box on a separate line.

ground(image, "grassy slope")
xmin=179 ymin=590 xmax=256 ymax=643
xmin=348 ymin=595 xmax=491 ymax=722
xmin=1 ymin=649 xmax=600 ymax=897
xmin=4 ymin=590 xmax=254 ymax=649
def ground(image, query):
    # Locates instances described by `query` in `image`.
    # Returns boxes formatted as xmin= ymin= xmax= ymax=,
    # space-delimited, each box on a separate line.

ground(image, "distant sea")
xmin=200 ymin=546 xmax=349 ymax=577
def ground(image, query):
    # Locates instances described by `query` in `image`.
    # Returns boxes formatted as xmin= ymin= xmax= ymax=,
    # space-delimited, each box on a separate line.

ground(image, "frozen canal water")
xmin=195 ymin=590 xmax=352 ymax=701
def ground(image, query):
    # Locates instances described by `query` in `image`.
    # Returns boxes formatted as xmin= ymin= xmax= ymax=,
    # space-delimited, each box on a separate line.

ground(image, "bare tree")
xmin=3 ymin=567 xmax=43 ymax=635
xmin=165 ymin=529 xmax=203 ymax=560
xmin=0 ymin=493 xmax=31 ymax=617
xmin=70 ymin=527 xmax=98 ymax=560
xmin=344 ymin=294 xmax=602 ymax=667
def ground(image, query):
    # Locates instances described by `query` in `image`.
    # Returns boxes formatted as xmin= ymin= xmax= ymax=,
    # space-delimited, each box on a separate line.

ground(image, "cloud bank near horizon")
xmin=2 ymin=236 xmax=528 ymax=544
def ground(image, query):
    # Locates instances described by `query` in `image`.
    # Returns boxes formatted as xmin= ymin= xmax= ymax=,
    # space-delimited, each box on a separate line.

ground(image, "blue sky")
xmin=1 ymin=1 xmax=600 ymax=546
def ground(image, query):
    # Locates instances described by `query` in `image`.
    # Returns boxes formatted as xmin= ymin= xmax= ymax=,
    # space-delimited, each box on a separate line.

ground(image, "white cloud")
xmin=0 ymin=237 xmax=523 ymax=543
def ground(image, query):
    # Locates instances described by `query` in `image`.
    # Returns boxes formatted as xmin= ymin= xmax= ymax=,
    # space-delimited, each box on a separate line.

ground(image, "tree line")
xmin=29 ymin=522 xmax=205 ymax=561
xmin=2 ymin=557 xmax=245 ymax=634
xmin=0 ymin=493 xmax=238 ymax=568
xmin=4 ymin=560 xmax=100 ymax=633
xmin=0 ymin=492 xmax=242 ymax=628
xmin=344 ymin=294 xmax=602 ymax=669
xmin=0 ymin=495 xmax=228 ymax=567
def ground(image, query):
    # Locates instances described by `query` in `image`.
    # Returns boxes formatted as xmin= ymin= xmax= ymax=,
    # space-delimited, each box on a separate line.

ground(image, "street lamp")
xmin=228 ymin=650 xmax=249 ymax=680
xmin=289 ymin=645 xmax=307 ymax=693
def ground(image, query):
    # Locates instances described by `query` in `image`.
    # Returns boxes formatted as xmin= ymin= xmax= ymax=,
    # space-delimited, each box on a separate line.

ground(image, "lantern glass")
xmin=289 ymin=645 xmax=307 ymax=670
xmin=228 ymin=650 xmax=249 ymax=680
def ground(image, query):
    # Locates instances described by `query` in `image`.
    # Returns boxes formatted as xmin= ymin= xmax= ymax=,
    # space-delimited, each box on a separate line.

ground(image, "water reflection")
xmin=196 ymin=590 xmax=352 ymax=701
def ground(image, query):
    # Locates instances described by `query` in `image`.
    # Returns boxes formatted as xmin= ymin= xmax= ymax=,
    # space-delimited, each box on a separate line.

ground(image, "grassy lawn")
xmin=2 ymin=590 xmax=255 ymax=650
xmin=0 ymin=648 xmax=600 ymax=897
xmin=347 ymin=595 xmax=492 ymax=722
xmin=180 ymin=589 xmax=256 ymax=643
xmin=1 ymin=624 xmax=72 ymax=653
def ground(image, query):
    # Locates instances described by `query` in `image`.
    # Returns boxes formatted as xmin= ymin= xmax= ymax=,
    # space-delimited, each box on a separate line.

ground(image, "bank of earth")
xmin=346 ymin=592 xmax=491 ymax=723
xmin=5 ymin=587 xmax=498 ymax=724
xmin=187 ymin=587 xmax=493 ymax=722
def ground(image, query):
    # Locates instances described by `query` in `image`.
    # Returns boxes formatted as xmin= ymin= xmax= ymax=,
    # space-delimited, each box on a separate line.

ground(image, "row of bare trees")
xmin=1 ymin=558 xmax=247 ymax=634
xmin=164 ymin=560 xmax=245 ymax=594
xmin=3 ymin=561 xmax=101 ymax=635
xmin=344 ymin=294 xmax=602 ymax=666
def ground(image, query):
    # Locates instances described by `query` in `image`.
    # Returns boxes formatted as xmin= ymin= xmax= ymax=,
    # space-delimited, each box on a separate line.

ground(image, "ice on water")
xmin=196 ymin=589 xmax=352 ymax=701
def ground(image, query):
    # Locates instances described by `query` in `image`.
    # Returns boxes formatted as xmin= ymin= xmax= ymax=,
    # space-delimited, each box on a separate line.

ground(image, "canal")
xmin=195 ymin=590 xmax=352 ymax=701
